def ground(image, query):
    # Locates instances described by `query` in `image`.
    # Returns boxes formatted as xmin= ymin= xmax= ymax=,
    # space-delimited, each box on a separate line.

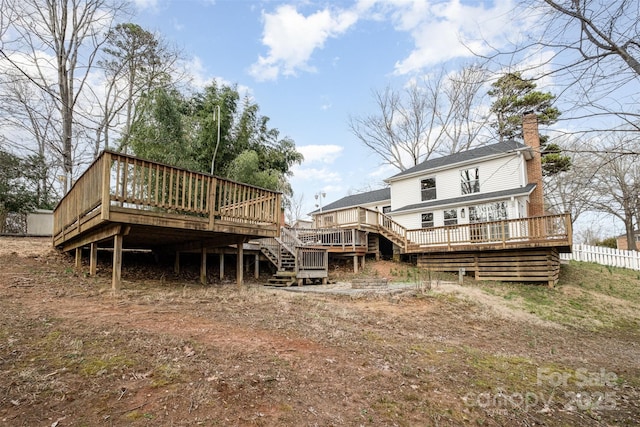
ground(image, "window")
xmin=469 ymin=202 xmax=509 ymax=241
xmin=461 ymin=168 xmax=480 ymax=195
xmin=469 ymin=202 xmax=508 ymax=223
xmin=421 ymin=212 xmax=434 ymax=228
xmin=444 ymin=209 xmax=457 ymax=226
xmin=421 ymin=178 xmax=436 ymax=201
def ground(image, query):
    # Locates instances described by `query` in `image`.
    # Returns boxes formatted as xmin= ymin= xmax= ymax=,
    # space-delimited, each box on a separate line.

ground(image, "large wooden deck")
xmin=53 ymin=151 xmax=282 ymax=288
xmin=312 ymin=207 xmax=572 ymax=285
xmin=313 ymin=207 xmax=572 ymax=253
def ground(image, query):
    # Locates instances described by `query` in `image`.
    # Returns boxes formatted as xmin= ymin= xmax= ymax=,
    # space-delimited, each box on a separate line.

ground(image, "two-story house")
xmin=319 ymin=113 xmax=545 ymax=232
xmin=310 ymin=114 xmax=571 ymax=286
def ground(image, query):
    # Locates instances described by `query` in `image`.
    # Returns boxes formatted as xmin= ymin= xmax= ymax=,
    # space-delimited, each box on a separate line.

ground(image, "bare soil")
xmin=0 ymin=237 xmax=638 ymax=426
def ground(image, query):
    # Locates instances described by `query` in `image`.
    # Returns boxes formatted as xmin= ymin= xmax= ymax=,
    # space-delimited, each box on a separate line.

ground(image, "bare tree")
xmin=90 ymin=23 xmax=180 ymax=157
xmin=434 ymin=64 xmax=492 ymax=155
xmin=0 ymin=0 xmax=128 ymax=192
xmin=587 ymin=132 xmax=640 ymax=250
xmin=0 ymin=72 xmax=62 ymax=206
xmin=482 ymin=0 xmax=640 ymax=133
xmin=543 ymin=137 xmax=594 ymax=223
xmin=348 ymin=64 xmax=491 ymax=171
xmin=285 ymin=192 xmax=305 ymax=226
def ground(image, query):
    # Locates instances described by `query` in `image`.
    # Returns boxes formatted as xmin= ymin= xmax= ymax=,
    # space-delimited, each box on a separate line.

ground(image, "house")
xmin=308 ymin=114 xmax=572 ymax=286
xmin=616 ymin=232 xmax=640 ymax=251
xmin=317 ymin=114 xmax=544 ymax=232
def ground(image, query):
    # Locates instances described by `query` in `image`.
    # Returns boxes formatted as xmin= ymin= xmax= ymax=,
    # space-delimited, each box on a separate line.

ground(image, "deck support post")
xmin=236 ymin=242 xmax=244 ymax=286
xmin=75 ymin=247 xmax=82 ymax=269
xmin=353 ymin=255 xmax=358 ymax=273
xmin=361 ymin=255 xmax=365 ymax=270
xmin=200 ymin=246 xmax=207 ymax=285
xmin=254 ymin=254 xmax=260 ymax=279
xmin=174 ymin=252 xmax=180 ymax=274
xmin=112 ymin=234 xmax=123 ymax=291
xmin=219 ymin=253 xmax=225 ymax=280
xmin=89 ymin=243 xmax=98 ymax=275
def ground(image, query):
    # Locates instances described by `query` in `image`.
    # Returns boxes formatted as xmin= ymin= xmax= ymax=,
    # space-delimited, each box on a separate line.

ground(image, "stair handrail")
xmin=259 ymin=237 xmax=282 ymax=268
xmin=277 ymin=226 xmax=303 ymax=255
xmin=374 ymin=211 xmax=408 ymax=250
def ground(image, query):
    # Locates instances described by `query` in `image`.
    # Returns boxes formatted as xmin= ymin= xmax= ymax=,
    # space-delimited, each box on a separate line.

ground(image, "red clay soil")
xmin=0 ymin=237 xmax=638 ymax=426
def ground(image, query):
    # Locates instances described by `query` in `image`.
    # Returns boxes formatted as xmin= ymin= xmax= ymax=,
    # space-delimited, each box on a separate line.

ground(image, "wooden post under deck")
xmin=353 ymin=255 xmax=358 ymax=273
xmin=75 ymin=247 xmax=82 ymax=269
xmin=236 ymin=242 xmax=244 ymax=286
xmin=200 ymin=246 xmax=207 ymax=285
xmin=254 ymin=253 xmax=259 ymax=279
xmin=89 ymin=243 xmax=97 ymax=276
xmin=174 ymin=252 xmax=180 ymax=274
xmin=112 ymin=234 xmax=123 ymax=291
xmin=219 ymin=253 xmax=224 ymax=280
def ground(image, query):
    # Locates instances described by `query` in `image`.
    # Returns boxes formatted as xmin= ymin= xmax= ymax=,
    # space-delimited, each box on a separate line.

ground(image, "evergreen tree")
xmin=488 ymin=72 xmax=571 ymax=175
xmin=0 ymin=150 xmax=38 ymax=232
xmin=124 ymin=81 xmax=303 ymax=199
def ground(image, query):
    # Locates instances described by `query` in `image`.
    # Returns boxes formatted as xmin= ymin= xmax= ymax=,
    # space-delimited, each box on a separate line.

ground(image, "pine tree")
xmin=488 ymin=72 xmax=571 ymax=175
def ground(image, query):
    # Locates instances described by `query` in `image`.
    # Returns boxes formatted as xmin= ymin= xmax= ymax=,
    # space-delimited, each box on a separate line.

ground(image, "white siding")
xmin=390 ymin=153 xmax=524 ymax=210
xmin=393 ymin=211 xmax=423 ymax=230
xmin=360 ymin=199 xmax=391 ymax=212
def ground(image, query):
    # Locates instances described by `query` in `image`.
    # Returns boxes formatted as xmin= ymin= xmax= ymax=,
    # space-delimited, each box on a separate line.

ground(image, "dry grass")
xmin=0 ymin=237 xmax=639 ymax=426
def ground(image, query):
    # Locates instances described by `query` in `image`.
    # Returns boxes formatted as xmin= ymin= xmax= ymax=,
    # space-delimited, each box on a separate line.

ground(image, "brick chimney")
xmin=523 ymin=113 xmax=545 ymax=217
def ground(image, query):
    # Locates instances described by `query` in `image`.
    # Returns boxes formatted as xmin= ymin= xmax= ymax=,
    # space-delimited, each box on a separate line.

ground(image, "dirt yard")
xmin=1 ymin=237 xmax=638 ymax=426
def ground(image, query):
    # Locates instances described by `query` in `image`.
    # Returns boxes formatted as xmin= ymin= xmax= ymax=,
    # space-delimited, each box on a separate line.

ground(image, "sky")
xmin=131 ymin=0 xmax=522 ymax=220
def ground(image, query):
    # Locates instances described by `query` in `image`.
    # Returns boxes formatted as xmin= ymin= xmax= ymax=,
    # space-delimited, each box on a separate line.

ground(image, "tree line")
xmin=0 ymin=0 xmax=302 ymax=232
xmin=1 ymin=0 xmax=638 ymax=248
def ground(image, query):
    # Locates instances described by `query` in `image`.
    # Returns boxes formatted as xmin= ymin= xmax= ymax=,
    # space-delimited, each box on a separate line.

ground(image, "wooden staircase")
xmin=267 ymin=270 xmax=297 ymax=287
xmin=261 ymin=227 xmax=328 ymax=287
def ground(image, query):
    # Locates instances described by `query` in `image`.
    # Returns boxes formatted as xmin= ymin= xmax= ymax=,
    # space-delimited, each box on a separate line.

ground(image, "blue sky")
xmin=130 ymin=0 xmax=531 ymax=218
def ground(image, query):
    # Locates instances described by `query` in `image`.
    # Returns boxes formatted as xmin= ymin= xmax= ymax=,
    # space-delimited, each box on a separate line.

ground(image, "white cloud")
xmin=297 ymin=144 xmax=343 ymax=164
xmin=368 ymin=163 xmax=395 ymax=179
xmin=390 ymin=0 xmax=517 ymax=75
xmin=177 ymin=56 xmax=252 ymax=96
xmin=292 ymin=166 xmax=342 ymax=184
xmin=249 ymin=4 xmax=359 ymax=81
xmin=132 ymin=0 xmax=159 ymax=11
xmin=172 ymin=18 xmax=184 ymax=31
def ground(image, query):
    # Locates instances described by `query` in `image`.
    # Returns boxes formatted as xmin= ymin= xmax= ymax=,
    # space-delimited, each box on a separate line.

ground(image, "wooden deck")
xmin=312 ymin=207 xmax=573 ymax=285
xmin=313 ymin=207 xmax=572 ymax=253
xmin=53 ymin=151 xmax=282 ymax=288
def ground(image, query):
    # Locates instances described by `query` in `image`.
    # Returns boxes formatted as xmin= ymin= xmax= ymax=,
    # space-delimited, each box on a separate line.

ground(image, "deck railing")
xmin=296 ymin=247 xmax=328 ymax=274
xmin=313 ymin=206 xmax=571 ymax=252
xmin=405 ymin=213 xmax=571 ymax=249
xmin=54 ymin=150 xmax=282 ymax=242
xmin=53 ymin=155 xmax=106 ymax=239
xmin=292 ymin=228 xmax=368 ymax=250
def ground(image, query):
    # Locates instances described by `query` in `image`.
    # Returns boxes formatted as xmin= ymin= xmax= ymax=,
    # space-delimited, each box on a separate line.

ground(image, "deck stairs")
xmin=375 ymin=215 xmax=407 ymax=250
xmin=261 ymin=227 xmax=326 ymax=286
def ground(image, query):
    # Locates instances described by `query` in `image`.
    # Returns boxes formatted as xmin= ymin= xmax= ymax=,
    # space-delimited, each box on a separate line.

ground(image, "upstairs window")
xmin=421 ymin=178 xmax=436 ymax=201
xmin=444 ymin=209 xmax=458 ymax=226
xmin=461 ymin=168 xmax=480 ymax=195
xmin=421 ymin=212 xmax=434 ymax=228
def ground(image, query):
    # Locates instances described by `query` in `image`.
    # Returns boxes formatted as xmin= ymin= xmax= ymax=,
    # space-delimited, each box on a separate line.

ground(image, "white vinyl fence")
xmin=560 ymin=244 xmax=640 ymax=271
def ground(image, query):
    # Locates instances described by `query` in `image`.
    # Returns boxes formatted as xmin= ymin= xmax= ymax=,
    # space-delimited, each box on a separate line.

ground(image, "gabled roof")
xmin=386 ymin=140 xmax=530 ymax=182
xmin=391 ymin=183 xmax=536 ymax=214
xmin=312 ymin=187 xmax=390 ymax=214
